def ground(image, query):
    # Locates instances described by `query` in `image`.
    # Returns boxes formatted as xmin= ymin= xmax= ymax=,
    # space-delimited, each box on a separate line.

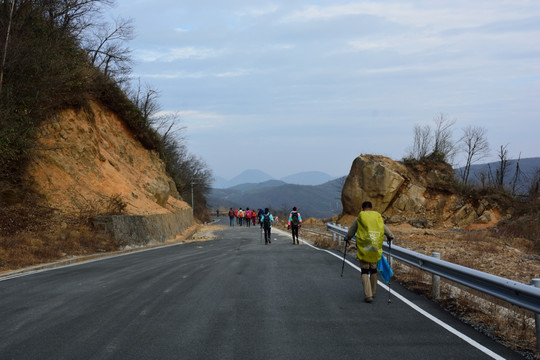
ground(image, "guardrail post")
xmin=432 ymin=252 xmax=441 ymax=300
xmin=533 ymin=278 xmax=540 ymax=350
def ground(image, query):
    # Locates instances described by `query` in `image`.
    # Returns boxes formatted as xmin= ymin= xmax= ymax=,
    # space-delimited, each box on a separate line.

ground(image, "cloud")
xmin=134 ymin=47 xmax=221 ymax=62
xmin=142 ymin=68 xmax=251 ymax=79
xmin=235 ymin=4 xmax=280 ymax=17
xmin=142 ymin=71 xmax=205 ymax=79
xmin=282 ymin=2 xmax=539 ymax=32
xmin=111 ymin=0 xmax=540 ymax=178
xmin=158 ymin=110 xmax=229 ymax=132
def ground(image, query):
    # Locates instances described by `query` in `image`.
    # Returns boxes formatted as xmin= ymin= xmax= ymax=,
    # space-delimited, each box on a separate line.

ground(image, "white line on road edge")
xmin=274 ymin=229 xmax=506 ymax=360
xmin=0 ymin=241 xmax=188 ymax=282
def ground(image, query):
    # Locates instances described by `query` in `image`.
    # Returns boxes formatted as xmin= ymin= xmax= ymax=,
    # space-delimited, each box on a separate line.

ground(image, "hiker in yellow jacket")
xmin=344 ymin=201 xmax=394 ymax=303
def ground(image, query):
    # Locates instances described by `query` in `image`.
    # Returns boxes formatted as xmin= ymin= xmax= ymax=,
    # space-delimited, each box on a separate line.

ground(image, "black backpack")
xmin=291 ymin=212 xmax=299 ymax=225
xmin=263 ymin=214 xmax=271 ymax=228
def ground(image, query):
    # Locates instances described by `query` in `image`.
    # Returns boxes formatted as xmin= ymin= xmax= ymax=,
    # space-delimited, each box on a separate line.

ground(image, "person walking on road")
xmin=261 ymin=208 xmax=274 ymax=244
xmin=287 ymin=206 xmax=302 ymax=244
xmin=238 ymin=208 xmax=244 ymax=226
xmin=245 ymin=208 xmax=252 ymax=228
xmin=344 ymin=201 xmax=394 ymax=303
xmin=228 ymin=208 xmax=235 ymax=227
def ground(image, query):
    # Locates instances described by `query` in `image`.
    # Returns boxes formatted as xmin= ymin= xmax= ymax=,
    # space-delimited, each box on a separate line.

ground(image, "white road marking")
xmin=274 ymin=228 xmax=506 ymax=360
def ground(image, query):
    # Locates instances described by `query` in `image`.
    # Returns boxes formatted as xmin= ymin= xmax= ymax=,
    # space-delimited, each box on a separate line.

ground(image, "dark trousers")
xmin=264 ymin=227 xmax=271 ymax=244
xmin=291 ymin=225 xmax=299 ymax=244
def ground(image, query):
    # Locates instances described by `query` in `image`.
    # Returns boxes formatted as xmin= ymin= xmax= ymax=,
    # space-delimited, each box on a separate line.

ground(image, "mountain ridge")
xmin=454 ymin=157 xmax=540 ymax=193
xmin=208 ymin=177 xmax=346 ymax=219
xmin=214 ymin=170 xmax=339 ymax=188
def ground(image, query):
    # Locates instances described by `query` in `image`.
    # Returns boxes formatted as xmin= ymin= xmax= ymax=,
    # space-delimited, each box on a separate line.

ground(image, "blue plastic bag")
xmin=377 ymin=254 xmax=393 ymax=283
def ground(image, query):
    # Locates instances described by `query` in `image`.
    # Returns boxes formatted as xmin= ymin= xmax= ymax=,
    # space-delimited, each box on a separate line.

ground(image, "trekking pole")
xmin=387 ymin=239 xmax=392 ymax=304
xmin=340 ymin=240 xmax=348 ymax=277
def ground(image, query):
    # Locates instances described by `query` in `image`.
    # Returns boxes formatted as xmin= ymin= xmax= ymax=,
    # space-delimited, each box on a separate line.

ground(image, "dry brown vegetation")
xmin=0 ymin=192 xmax=125 ymax=272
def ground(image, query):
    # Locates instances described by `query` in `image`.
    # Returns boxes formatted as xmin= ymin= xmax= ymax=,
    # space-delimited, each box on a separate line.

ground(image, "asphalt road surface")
xmin=0 ymin=218 xmax=525 ymax=359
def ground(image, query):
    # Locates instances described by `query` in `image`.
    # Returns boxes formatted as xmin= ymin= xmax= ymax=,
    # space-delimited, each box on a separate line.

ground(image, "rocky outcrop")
xmin=342 ymin=155 xmax=407 ymax=214
xmin=25 ymin=100 xmax=193 ymax=244
xmin=342 ymin=154 xmax=501 ymax=228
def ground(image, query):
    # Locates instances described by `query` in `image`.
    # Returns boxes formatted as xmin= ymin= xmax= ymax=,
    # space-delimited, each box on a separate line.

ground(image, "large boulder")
xmin=341 ymin=154 xmax=498 ymax=229
xmin=342 ymin=155 xmax=407 ymax=215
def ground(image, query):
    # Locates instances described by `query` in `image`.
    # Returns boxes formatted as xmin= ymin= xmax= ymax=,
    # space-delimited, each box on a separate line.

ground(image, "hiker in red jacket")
xmin=245 ymin=208 xmax=252 ymax=228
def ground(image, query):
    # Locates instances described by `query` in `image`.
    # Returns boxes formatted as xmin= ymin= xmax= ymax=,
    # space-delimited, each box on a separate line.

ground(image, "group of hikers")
xmin=227 ymin=206 xmax=303 ymax=245
xmin=227 ymin=208 xmax=264 ymax=227
xmin=226 ymin=200 xmax=394 ymax=303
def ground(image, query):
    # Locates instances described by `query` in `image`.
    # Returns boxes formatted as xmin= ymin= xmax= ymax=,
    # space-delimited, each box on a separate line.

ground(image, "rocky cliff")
xmin=342 ymin=154 xmax=502 ymax=228
xmin=25 ymin=100 xmax=193 ymax=245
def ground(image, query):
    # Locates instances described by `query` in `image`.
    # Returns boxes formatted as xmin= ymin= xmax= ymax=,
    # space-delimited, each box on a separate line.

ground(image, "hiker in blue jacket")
xmin=287 ymin=207 xmax=302 ymax=244
xmin=261 ymin=208 xmax=274 ymax=244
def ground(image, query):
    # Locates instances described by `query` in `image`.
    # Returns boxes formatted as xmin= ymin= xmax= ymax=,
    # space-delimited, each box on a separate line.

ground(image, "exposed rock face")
xmin=25 ymin=101 xmax=193 ymax=245
xmin=342 ymin=155 xmax=407 ymax=214
xmin=342 ymin=154 xmax=501 ymax=228
xmin=93 ymin=211 xmax=193 ymax=246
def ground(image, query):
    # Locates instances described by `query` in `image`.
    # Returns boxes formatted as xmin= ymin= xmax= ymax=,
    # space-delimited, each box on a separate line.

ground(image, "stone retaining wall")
xmin=92 ymin=209 xmax=194 ymax=246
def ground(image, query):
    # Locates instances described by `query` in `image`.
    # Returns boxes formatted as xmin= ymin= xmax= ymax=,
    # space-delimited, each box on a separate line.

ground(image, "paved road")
xmin=0 ymin=218 xmax=524 ymax=359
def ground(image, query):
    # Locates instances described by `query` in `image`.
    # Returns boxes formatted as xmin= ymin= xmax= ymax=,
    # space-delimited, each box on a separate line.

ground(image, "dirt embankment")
xmin=27 ymin=101 xmax=189 ymax=216
xmin=0 ymin=101 xmax=194 ymax=271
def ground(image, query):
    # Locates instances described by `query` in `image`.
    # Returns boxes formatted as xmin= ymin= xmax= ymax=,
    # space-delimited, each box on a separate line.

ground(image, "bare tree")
xmin=495 ymin=144 xmax=509 ymax=188
xmin=40 ymin=0 xmax=114 ymax=38
xmin=129 ymin=79 xmax=161 ymax=121
xmin=459 ymin=125 xmax=490 ymax=184
xmin=128 ymin=80 xmax=186 ymax=142
xmin=152 ymin=111 xmax=186 ymax=143
xmin=511 ymin=153 xmax=522 ymax=195
xmin=84 ymin=16 xmax=133 ymax=81
xmin=431 ymin=113 xmax=457 ymax=163
xmin=406 ymin=124 xmax=432 ymax=160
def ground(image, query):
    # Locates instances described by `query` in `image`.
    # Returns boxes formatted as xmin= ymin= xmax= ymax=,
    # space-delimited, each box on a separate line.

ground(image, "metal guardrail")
xmin=326 ymin=223 xmax=540 ymax=314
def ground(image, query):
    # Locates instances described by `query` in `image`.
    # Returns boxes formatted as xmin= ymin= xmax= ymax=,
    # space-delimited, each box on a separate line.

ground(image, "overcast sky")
xmin=109 ymin=0 xmax=540 ymax=180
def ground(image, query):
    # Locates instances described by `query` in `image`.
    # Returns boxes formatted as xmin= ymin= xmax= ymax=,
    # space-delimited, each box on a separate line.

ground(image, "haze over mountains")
xmin=213 ymin=169 xmax=337 ymax=188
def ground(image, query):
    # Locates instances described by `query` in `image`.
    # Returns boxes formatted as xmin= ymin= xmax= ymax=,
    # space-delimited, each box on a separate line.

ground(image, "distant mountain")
xmin=455 ymin=157 xmax=540 ymax=193
xmin=228 ymin=180 xmax=287 ymax=191
xmin=213 ymin=169 xmax=273 ymax=188
xmin=280 ymin=171 xmax=335 ymax=185
xmin=213 ymin=169 xmax=337 ymax=188
xmin=208 ymin=177 xmax=346 ymax=219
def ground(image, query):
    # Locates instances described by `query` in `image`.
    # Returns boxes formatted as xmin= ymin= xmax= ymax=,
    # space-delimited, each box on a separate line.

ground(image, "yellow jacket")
xmin=344 ymin=210 xmax=394 ymax=263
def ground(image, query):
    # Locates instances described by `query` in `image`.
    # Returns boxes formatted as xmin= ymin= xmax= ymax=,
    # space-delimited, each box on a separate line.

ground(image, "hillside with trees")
xmin=0 ymin=0 xmax=212 ymax=269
